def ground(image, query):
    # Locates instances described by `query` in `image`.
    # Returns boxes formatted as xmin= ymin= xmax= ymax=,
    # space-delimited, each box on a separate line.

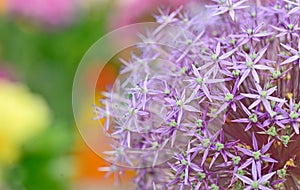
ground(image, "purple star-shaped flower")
xmin=241 ymin=83 xmax=286 ymax=114
xmin=237 ymin=133 xmax=277 ymax=174
xmin=236 ymin=160 xmax=275 ymax=190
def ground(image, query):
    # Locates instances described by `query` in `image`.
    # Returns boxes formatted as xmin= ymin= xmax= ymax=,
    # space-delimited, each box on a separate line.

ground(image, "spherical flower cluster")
xmin=96 ymin=0 xmax=300 ymax=189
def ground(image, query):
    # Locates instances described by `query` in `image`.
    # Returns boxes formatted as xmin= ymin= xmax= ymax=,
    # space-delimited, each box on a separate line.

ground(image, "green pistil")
xmin=183 ymin=18 xmax=189 ymax=23
xmin=298 ymin=51 xmax=300 ymax=56
xmin=281 ymin=135 xmax=290 ymax=146
xmin=237 ymin=169 xmax=245 ymax=175
xmin=197 ymin=77 xmax=203 ymax=84
xmin=249 ymin=113 xmax=258 ymax=123
xmin=129 ymin=108 xmax=137 ymax=115
xmin=263 ymin=181 xmax=271 ymax=188
xmin=235 ymin=181 xmax=243 ymax=190
xmin=253 ymin=150 xmax=261 ymax=160
xmin=272 ymin=70 xmax=281 ymax=79
xmin=141 ymin=87 xmax=147 ymax=94
xmin=229 ymin=38 xmax=236 ymax=44
xmin=127 ymin=93 xmax=133 ymax=99
xmin=152 ymin=142 xmax=159 ymax=149
xmin=210 ymin=184 xmax=219 ymax=190
xmin=252 ymin=181 xmax=259 ymax=189
xmin=181 ymin=159 xmax=187 ymax=166
xmin=271 ymin=101 xmax=276 ymax=108
xmin=202 ymin=138 xmax=210 ymax=148
xmin=176 ymin=100 xmax=183 ymax=107
xmin=251 ymin=11 xmax=257 ymax=17
xmin=277 ymin=168 xmax=286 ymax=179
xmin=270 ymin=111 xmax=277 ymax=118
xmin=290 ymin=111 xmax=299 ymax=119
xmin=232 ymin=156 xmax=241 ymax=165
xmin=225 ymin=93 xmax=234 ymax=102
xmin=164 ymin=89 xmax=170 ymax=95
xmin=267 ymin=126 xmax=277 ymax=137
xmin=247 ymin=29 xmax=253 ymax=35
xmin=198 ymin=172 xmax=206 ymax=180
xmin=197 ymin=129 xmax=202 ymax=135
xmin=232 ymin=69 xmax=240 ymax=77
xmin=285 ymin=3 xmax=292 ymax=9
xmin=169 ymin=119 xmax=177 ymax=127
xmin=145 ymin=125 xmax=151 ymax=131
xmin=288 ymin=24 xmax=294 ymax=30
xmin=294 ymin=103 xmax=300 ymax=111
xmin=260 ymin=90 xmax=267 ymax=98
xmin=275 ymin=5 xmax=282 ymax=9
xmin=186 ymin=39 xmax=192 ymax=45
xmin=179 ymin=172 xmax=185 ymax=180
xmin=244 ymin=45 xmax=250 ymax=51
xmin=181 ymin=66 xmax=187 ymax=74
xmin=215 ymin=142 xmax=224 ymax=151
xmin=196 ymin=119 xmax=203 ymax=127
xmin=246 ymin=61 xmax=254 ymax=68
xmin=250 ymin=53 xmax=257 ymax=59
xmin=212 ymin=53 xmax=218 ymax=60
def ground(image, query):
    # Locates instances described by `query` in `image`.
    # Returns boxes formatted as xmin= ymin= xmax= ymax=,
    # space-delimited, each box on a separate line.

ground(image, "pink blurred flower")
xmin=111 ymin=0 xmax=274 ymax=28
xmin=112 ymin=0 xmax=192 ymax=28
xmin=0 ymin=65 xmax=14 ymax=81
xmin=8 ymin=0 xmax=77 ymax=26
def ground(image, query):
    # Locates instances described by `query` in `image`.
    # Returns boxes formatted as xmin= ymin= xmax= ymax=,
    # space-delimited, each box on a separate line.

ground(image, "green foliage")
xmin=0 ymin=5 xmax=111 ymax=189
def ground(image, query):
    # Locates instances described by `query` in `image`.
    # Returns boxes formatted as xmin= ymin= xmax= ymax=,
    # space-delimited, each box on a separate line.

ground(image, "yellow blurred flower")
xmin=0 ymin=80 xmax=50 ymax=165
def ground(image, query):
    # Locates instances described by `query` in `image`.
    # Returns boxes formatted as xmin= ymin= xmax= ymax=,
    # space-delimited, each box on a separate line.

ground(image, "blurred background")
xmin=0 ymin=0 xmax=188 ymax=189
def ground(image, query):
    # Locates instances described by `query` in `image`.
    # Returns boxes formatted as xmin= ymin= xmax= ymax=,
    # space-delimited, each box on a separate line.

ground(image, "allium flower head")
xmin=96 ymin=0 xmax=300 ymax=189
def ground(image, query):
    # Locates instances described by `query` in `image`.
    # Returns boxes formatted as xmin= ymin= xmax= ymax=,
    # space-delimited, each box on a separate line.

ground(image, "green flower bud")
xmin=281 ymin=135 xmax=290 ymax=146
xmin=290 ymin=111 xmax=299 ymax=119
xmin=196 ymin=119 xmax=203 ymax=127
xmin=225 ymin=93 xmax=234 ymax=101
xmin=215 ymin=142 xmax=224 ymax=151
xmin=252 ymin=181 xmax=259 ymax=189
xmin=210 ymin=184 xmax=219 ymax=190
xmin=212 ymin=54 xmax=218 ymax=60
xmin=197 ymin=77 xmax=203 ymax=84
xmin=277 ymin=168 xmax=286 ymax=179
xmin=253 ymin=150 xmax=261 ymax=160
xmin=232 ymin=69 xmax=241 ymax=77
xmin=249 ymin=113 xmax=258 ymax=123
xmin=267 ymin=126 xmax=277 ymax=137
xmin=202 ymin=138 xmax=210 ymax=148
xmin=246 ymin=61 xmax=254 ymax=68
xmin=169 ymin=119 xmax=177 ymax=127
xmin=237 ymin=169 xmax=245 ymax=175
xmin=232 ymin=156 xmax=241 ymax=165
xmin=272 ymin=70 xmax=281 ymax=79
xmin=198 ymin=172 xmax=206 ymax=180
xmin=181 ymin=159 xmax=187 ymax=166
xmin=260 ymin=90 xmax=267 ymax=98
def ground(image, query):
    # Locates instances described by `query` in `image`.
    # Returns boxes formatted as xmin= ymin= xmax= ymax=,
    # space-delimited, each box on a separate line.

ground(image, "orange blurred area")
xmin=74 ymin=132 xmax=136 ymax=182
xmin=74 ymin=62 xmax=135 ymax=188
